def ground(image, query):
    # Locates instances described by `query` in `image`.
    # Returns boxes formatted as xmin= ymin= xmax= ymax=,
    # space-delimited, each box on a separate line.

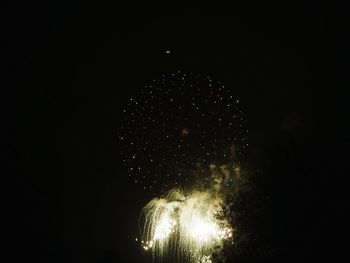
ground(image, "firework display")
xmin=120 ymin=71 xmax=247 ymax=191
xmin=120 ymin=71 xmax=248 ymax=262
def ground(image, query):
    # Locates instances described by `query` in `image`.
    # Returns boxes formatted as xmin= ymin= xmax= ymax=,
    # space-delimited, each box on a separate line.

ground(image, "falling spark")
xmin=140 ymin=182 xmax=233 ymax=262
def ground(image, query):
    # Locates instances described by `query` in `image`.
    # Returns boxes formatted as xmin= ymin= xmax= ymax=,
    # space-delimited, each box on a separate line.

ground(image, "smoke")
xmin=139 ymin=162 xmax=241 ymax=263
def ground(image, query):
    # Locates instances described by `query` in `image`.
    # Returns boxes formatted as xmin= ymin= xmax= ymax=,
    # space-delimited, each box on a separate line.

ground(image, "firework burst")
xmin=120 ymin=71 xmax=248 ymax=262
xmin=141 ymin=186 xmax=233 ymax=263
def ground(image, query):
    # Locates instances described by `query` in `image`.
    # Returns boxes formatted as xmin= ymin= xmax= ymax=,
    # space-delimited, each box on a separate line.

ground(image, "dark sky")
xmin=10 ymin=2 xmax=346 ymax=263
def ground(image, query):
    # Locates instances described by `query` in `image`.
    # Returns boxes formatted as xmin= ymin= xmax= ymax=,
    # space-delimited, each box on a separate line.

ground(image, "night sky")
xmin=10 ymin=2 xmax=347 ymax=263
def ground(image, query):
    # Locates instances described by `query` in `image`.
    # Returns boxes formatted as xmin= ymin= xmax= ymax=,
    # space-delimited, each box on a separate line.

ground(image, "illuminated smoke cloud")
xmin=140 ymin=185 xmax=233 ymax=262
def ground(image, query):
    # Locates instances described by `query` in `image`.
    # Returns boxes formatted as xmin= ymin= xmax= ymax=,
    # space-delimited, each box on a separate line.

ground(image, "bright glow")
xmin=188 ymin=220 xmax=223 ymax=241
xmin=140 ymin=188 xmax=233 ymax=262
xmin=154 ymin=216 xmax=176 ymax=240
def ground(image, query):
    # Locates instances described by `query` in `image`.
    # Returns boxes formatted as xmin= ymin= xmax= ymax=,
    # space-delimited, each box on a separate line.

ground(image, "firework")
xmin=120 ymin=71 xmax=247 ymax=262
xmin=140 ymin=186 xmax=233 ymax=263
xmin=120 ymin=71 xmax=247 ymax=192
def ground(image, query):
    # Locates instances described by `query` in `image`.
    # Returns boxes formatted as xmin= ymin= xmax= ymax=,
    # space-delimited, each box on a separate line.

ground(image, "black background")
xmin=9 ymin=1 xmax=347 ymax=262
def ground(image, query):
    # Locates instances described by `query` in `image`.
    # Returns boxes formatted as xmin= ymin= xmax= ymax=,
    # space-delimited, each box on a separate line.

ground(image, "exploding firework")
xmin=120 ymin=71 xmax=247 ymax=192
xmin=120 ymin=71 xmax=248 ymax=262
xmin=140 ymin=186 xmax=233 ymax=263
